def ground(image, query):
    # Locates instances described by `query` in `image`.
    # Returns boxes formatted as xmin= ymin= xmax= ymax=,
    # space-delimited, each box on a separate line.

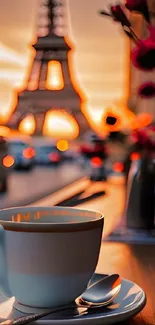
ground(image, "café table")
xmin=96 ymin=240 xmax=155 ymax=325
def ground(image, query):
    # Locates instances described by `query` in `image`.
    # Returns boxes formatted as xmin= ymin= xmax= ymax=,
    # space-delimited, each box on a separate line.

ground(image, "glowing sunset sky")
xmin=0 ymin=0 xmax=128 ymax=122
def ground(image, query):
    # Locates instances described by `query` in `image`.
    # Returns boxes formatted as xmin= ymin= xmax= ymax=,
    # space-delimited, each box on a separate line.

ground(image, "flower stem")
xmin=129 ymin=27 xmax=141 ymax=44
xmin=123 ymin=25 xmax=141 ymax=45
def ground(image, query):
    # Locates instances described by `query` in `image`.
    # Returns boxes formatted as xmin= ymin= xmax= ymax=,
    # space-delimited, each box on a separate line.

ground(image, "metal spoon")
xmin=1 ymin=274 xmax=121 ymax=325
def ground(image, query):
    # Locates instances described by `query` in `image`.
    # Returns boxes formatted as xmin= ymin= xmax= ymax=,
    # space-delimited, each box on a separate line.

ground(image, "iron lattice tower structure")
xmin=7 ymin=0 xmax=89 ymax=135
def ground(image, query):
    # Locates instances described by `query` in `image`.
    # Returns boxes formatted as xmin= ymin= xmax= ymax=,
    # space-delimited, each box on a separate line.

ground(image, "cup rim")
xmin=0 ymin=206 xmax=104 ymax=233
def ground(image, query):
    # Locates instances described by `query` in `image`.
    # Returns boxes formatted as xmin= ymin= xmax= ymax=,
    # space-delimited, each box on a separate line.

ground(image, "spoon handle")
xmin=0 ymin=305 xmax=86 ymax=325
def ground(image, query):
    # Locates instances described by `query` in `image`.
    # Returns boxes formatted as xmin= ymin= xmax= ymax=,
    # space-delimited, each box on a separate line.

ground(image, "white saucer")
xmin=0 ymin=273 xmax=146 ymax=325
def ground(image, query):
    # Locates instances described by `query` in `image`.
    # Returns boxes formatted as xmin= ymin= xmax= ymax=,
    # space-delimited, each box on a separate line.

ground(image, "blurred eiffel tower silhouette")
xmin=7 ymin=0 xmax=89 ymax=136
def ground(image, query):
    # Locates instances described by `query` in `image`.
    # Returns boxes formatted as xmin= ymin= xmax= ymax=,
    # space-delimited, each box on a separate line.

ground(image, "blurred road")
xmin=0 ymin=163 xmax=85 ymax=209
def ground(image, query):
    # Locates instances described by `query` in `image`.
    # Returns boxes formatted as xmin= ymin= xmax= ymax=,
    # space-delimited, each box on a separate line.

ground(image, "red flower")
xmin=131 ymin=26 xmax=155 ymax=71
xmin=132 ymin=129 xmax=148 ymax=145
xmin=132 ymin=45 xmax=155 ymax=71
xmin=131 ymin=126 xmax=155 ymax=150
xmin=145 ymin=125 xmax=155 ymax=149
xmin=125 ymin=0 xmax=150 ymax=23
xmin=138 ymin=82 xmax=155 ymax=98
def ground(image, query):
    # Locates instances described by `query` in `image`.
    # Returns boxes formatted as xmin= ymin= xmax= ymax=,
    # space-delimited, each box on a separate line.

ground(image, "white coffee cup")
xmin=0 ymin=206 xmax=104 ymax=309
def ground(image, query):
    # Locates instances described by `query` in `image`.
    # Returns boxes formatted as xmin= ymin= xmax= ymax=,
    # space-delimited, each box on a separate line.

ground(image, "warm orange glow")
xmin=91 ymin=157 xmax=102 ymax=167
xmin=0 ymin=126 xmax=11 ymax=137
xmin=0 ymin=43 xmax=29 ymax=66
xmin=57 ymin=140 xmax=69 ymax=152
xmin=113 ymin=162 xmax=124 ymax=173
xmin=22 ymin=147 xmax=35 ymax=159
xmin=43 ymin=110 xmax=79 ymax=140
xmin=0 ymin=90 xmax=18 ymax=123
xmin=2 ymin=155 xmax=15 ymax=168
xmin=5 ymin=129 xmax=27 ymax=138
xmin=64 ymin=36 xmax=88 ymax=130
xmin=112 ymin=277 xmax=121 ymax=289
xmin=103 ymin=109 xmax=122 ymax=132
xmin=87 ymin=101 xmax=138 ymax=137
xmin=130 ymin=152 xmax=141 ymax=161
xmin=86 ymin=107 xmax=108 ymax=138
xmin=132 ymin=113 xmax=153 ymax=129
xmin=65 ymin=36 xmax=87 ymax=103
xmin=18 ymin=115 xmax=36 ymax=135
xmin=46 ymin=60 xmax=64 ymax=90
xmin=101 ymin=106 xmax=136 ymax=133
xmin=0 ymin=127 xmax=25 ymax=139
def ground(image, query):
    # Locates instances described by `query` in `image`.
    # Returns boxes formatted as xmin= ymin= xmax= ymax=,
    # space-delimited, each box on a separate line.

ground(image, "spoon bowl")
xmin=79 ymin=273 xmax=121 ymax=306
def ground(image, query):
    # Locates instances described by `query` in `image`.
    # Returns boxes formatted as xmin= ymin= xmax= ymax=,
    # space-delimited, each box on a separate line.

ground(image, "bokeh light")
xmin=0 ymin=126 xmax=11 ymax=137
xmin=2 ymin=155 xmax=15 ymax=168
xmin=113 ymin=162 xmax=124 ymax=173
xmin=43 ymin=110 xmax=79 ymax=140
xmin=46 ymin=61 xmax=64 ymax=90
xmin=18 ymin=115 xmax=36 ymax=135
xmin=130 ymin=152 xmax=141 ymax=161
xmin=132 ymin=113 xmax=153 ymax=129
xmin=57 ymin=140 xmax=69 ymax=152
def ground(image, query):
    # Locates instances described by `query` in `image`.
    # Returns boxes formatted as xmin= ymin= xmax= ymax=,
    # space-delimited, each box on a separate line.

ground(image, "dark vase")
xmin=126 ymin=151 xmax=155 ymax=229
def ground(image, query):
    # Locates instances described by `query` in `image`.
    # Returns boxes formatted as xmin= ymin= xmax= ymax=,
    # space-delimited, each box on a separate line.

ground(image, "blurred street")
xmin=0 ymin=163 xmax=85 ymax=209
xmin=33 ymin=174 xmax=126 ymax=239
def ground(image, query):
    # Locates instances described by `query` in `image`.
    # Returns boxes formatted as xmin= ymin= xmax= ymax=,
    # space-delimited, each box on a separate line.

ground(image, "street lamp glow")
xmin=46 ymin=60 xmax=64 ymax=90
xmin=18 ymin=115 xmax=36 ymax=135
xmin=43 ymin=110 xmax=79 ymax=140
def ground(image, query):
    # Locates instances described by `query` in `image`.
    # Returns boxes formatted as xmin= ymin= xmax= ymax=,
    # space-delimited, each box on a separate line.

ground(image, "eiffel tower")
xmin=7 ymin=0 xmax=89 ymax=137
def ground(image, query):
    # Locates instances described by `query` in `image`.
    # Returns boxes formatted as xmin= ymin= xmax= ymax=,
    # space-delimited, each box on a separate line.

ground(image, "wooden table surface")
xmin=97 ymin=241 xmax=155 ymax=325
